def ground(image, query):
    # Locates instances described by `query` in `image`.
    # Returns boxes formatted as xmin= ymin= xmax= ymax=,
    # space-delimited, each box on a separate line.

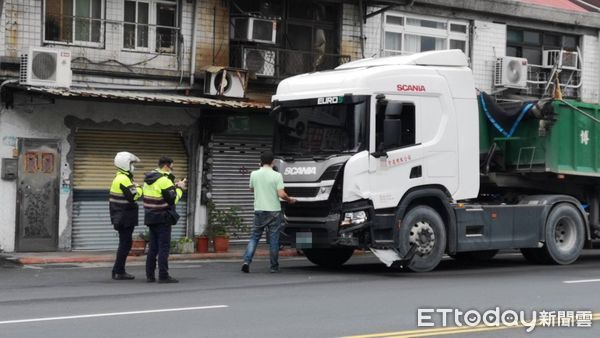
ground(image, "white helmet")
xmin=114 ymin=152 xmax=140 ymax=172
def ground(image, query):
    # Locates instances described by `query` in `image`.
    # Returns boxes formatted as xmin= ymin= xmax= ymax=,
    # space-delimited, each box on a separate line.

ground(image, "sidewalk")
xmin=0 ymin=246 xmax=300 ymax=266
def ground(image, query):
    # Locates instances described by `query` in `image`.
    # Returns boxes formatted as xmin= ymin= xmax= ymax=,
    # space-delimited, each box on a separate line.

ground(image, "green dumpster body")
xmin=480 ymin=100 xmax=600 ymax=177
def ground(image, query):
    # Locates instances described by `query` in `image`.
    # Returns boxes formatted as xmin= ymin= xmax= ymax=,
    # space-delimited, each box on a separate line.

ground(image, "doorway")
xmin=15 ymin=138 xmax=60 ymax=252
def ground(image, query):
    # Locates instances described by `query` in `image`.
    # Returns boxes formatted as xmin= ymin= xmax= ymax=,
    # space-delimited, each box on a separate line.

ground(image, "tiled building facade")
xmin=0 ymin=0 xmax=598 ymax=252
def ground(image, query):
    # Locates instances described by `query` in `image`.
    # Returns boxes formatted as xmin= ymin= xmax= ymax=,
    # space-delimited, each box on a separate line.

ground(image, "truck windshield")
xmin=274 ymin=100 xmax=368 ymax=157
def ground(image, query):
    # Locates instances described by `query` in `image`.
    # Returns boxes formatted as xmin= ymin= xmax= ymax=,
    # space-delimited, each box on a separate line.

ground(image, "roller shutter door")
xmin=72 ymin=129 xmax=189 ymax=250
xmin=208 ymin=135 xmax=271 ymax=242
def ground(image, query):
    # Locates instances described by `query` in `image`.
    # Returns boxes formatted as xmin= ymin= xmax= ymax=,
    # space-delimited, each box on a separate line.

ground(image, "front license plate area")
xmin=296 ymin=232 xmax=313 ymax=249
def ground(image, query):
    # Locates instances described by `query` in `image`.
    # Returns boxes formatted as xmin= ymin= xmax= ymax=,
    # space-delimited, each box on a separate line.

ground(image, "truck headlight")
xmin=340 ymin=210 xmax=368 ymax=227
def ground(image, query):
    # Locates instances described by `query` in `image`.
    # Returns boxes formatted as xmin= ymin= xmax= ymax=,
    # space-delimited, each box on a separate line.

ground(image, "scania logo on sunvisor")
xmin=284 ymin=167 xmax=317 ymax=175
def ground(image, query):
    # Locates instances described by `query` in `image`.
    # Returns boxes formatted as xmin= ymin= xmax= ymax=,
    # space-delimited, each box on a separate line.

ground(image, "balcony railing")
xmin=231 ymin=45 xmax=351 ymax=80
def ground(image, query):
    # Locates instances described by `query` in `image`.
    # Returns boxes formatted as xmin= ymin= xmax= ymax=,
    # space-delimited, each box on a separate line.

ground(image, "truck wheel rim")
xmin=554 ymin=217 xmax=577 ymax=252
xmin=409 ymin=221 xmax=435 ymax=256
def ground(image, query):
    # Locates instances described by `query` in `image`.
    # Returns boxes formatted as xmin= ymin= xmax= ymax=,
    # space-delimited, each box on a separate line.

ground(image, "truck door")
xmin=369 ymin=96 xmax=423 ymax=209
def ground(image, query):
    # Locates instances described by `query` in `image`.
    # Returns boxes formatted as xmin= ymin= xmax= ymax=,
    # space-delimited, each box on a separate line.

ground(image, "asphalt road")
xmin=1 ymin=250 xmax=600 ymax=338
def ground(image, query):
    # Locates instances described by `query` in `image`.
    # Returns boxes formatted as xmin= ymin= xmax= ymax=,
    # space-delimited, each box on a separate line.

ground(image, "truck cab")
xmin=272 ymin=50 xmax=589 ymax=271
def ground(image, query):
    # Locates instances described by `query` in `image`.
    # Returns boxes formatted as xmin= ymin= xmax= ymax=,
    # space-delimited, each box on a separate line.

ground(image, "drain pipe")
xmin=189 ymin=0 xmax=199 ymax=87
xmin=358 ymin=0 xmax=365 ymax=59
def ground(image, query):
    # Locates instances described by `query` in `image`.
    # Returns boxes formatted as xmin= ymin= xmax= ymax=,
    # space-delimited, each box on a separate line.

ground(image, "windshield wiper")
xmin=275 ymin=152 xmax=303 ymax=161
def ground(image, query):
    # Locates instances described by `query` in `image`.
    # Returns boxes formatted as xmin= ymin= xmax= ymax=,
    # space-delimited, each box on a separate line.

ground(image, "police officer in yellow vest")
xmin=143 ymin=156 xmax=187 ymax=283
xmin=109 ymin=152 xmax=142 ymax=280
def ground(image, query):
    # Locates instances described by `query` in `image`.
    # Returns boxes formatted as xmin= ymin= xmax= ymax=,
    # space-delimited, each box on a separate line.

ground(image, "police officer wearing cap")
xmin=109 ymin=152 xmax=142 ymax=280
xmin=143 ymin=156 xmax=187 ymax=283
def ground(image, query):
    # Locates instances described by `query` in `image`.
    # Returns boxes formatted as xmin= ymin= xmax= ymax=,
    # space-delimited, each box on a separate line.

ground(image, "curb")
xmin=2 ymin=249 xmax=300 ymax=266
xmin=0 ymin=254 xmax=23 ymax=267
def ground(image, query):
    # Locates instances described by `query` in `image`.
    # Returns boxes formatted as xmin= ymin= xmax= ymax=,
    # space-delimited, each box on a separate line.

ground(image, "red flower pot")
xmin=213 ymin=235 xmax=229 ymax=253
xmin=130 ymin=239 xmax=146 ymax=256
xmin=196 ymin=236 xmax=209 ymax=253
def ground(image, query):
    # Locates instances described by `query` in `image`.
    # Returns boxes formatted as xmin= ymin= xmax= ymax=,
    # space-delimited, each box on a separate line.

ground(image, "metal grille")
xmin=231 ymin=45 xmax=351 ymax=80
xmin=31 ymin=51 xmax=57 ymax=80
xmin=285 ymin=187 xmax=320 ymax=198
xmin=208 ymin=135 xmax=271 ymax=242
xmin=72 ymin=199 xmax=187 ymax=250
xmin=72 ymin=129 xmax=189 ymax=250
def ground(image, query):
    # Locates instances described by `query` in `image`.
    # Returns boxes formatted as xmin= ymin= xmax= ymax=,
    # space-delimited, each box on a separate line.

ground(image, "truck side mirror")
xmin=270 ymin=105 xmax=281 ymax=118
xmin=371 ymin=142 xmax=388 ymax=159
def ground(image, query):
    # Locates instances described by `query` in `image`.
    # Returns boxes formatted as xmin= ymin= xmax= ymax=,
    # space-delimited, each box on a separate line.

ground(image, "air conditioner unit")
xmin=203 ymin=67 xmax=247 ymax=98
xmin=231 ymin=17 xmax=277 ymax=44
xmin=20 ymin=47 xmax=72 ymax=88
xmin=243 ymin=49 xmax=276 ymax=77
xmin=543 ymin=50 xmax=579 ymax=70
xmin=494 ymin=56 xmax=528 ymax=89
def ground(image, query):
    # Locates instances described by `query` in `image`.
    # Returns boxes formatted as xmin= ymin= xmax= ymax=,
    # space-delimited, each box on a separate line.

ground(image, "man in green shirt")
xmin=242 ymin=151 xmax=295 ymax=273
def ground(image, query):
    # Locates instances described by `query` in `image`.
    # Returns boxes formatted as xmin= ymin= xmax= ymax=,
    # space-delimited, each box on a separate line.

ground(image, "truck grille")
xmin=285 ymin=187 xmax=320 ymax=198
xmin=284 ymin=202 xmax=330 ymax=218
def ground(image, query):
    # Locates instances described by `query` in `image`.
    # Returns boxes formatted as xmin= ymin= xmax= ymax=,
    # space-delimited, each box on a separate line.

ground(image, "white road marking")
xmin=0 ymin=305 xmax=228 ymax=325
xmin=563 ymin=278 xmax=600 ymax=284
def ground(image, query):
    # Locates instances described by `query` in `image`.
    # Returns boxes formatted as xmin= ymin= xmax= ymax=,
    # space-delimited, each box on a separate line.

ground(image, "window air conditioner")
xmin=231 ymin=17 xmax=277 ymax=44
xmin=493 ymin=56 xmax=528 ymax=89
xmin=203 ymin=67 xmax=247 ymax=98
xmin=243 ymin=49 xmax=276 ymax=77
xmin=543 ymin=50 xmax=579 ymax=70
xmin=20 ymin=47 xmax=72 ymax=88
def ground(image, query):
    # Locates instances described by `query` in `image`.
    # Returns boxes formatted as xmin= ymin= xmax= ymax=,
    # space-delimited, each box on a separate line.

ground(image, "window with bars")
xmin=382 ymin=12 xmax=469 ymax=57
xmin=506 ymin=27 xmax=581 ymax=98
xmin=123 ymin=0 xmax=178 ymax=53
xmin=44 ymin=0 xmax=103 ymax=45
xmin=124 ymin=1 xmax=149 ymax=50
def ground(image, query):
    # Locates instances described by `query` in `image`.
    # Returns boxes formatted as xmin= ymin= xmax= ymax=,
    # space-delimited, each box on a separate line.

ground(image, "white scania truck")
xmin=271 ymin=49 xmax=600 ymax=272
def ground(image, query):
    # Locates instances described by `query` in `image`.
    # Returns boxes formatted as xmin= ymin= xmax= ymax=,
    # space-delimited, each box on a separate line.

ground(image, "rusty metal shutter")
xmin=208 ymin=135 xmax=271 ymax=242
xmin=72 ymin=129 xmax=189 ymax=250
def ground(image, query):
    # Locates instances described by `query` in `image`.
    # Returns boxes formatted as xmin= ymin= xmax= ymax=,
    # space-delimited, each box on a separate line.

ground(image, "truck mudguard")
xmin=519 ymin=195 xmax=591 ymax=241
xmin=395 ymin=186 xmax=458 ymax=254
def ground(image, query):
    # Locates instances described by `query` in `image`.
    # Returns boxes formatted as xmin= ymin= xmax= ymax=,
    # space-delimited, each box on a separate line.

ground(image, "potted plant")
xmin=206 ymin=201 xmax=245 ymax=253
xmin=195 ymin=233 xmax=209 ymax=253
xmin=130 ymin=231 xmax=148 ymax=256
xmin=170 ymin=237 xmax=195 ymax=254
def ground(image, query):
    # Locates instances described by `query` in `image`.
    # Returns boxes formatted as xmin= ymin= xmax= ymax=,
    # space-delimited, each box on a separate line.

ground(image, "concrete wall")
xmin=340 ymin=3 xmax=362 ymax=61
xmin=358 ymin=6 xmax=599 ymax=101
xmin=1 ymin=0 xmax=195 ymax=78
xmin=0 ymin=0 xmax=5 ymax=57
xmin=363 ymin=7 xmax=383 ymax=59
xmin=340 ymin=5 xmax=383 ymax=61
xmin=194 ymin=0 xmax=229 ymax=70
xmin=581 ymin=33 xmax=600 ymax=104
xmin=0 ymin=93 xmax=201 ymax=252
xmin=471 ymin=20 xmax=506 ymax=93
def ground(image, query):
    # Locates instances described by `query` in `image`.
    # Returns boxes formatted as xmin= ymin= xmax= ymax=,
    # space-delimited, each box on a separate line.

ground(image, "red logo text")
xmin=397 ymin=84 xmax=426 ymax=92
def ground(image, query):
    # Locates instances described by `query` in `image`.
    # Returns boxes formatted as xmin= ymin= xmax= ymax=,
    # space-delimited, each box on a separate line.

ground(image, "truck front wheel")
xmin=303 ymin=248 xmax=355 ymax=268
xmin=397 ymin=206 xmax=447 ymax=272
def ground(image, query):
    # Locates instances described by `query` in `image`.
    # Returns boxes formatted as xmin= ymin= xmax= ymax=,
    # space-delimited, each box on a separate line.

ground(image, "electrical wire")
xmin=72 ymin=52 xmax=163 ymax=73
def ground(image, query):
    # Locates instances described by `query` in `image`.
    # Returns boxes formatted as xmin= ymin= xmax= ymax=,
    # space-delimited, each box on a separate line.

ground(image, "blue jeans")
xmin=146 ymin=223 xmax=171 ymax=279
xmin=243 ymin=211 xmax=284 ymax=269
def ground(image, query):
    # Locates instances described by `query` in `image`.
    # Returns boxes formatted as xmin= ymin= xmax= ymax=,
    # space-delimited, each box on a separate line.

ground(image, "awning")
xmin=19 ymin=86 xmax=270 ymax=110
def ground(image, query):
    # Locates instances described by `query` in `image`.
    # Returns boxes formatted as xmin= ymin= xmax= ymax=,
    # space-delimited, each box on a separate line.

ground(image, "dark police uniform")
xmin=109 ymin=170 xmax=142 ymax=278
xmin=143 ymin=169 xmax=183 ymax=282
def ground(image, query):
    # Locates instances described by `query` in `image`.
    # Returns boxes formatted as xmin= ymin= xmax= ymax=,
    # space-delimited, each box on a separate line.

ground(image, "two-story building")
xmin=0 ymin=0 xmax=359 ymax=252
xmin=0 ymin=0 xmax=598 ymax=253
xmin=357 ymin=0 xmax=600 ymax=102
